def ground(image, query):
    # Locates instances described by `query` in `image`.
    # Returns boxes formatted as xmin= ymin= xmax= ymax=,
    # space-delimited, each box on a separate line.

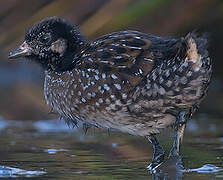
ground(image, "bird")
xmin=8 ymin=16 xmax=212 ymax=170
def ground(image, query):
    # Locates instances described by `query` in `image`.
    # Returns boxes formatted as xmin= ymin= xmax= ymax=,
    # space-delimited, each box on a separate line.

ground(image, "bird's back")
xmin=44 ymin=31 xmax=212 ymax=136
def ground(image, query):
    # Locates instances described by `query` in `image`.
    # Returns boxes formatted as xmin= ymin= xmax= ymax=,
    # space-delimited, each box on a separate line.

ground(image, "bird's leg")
xmin=169 ymin=111 xmax=187 ymax=158
xmin=148 ymin=135 xmax=165 ymax=171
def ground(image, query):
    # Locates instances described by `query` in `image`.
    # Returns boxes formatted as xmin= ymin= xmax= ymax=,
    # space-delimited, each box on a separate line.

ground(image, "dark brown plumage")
xmin=8 ymin=17 xmax=212 ymax=170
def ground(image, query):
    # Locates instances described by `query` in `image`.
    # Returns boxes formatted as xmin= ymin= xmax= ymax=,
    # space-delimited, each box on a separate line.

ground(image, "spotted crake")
xmin=8 ymin=17 xmax=212 ymax=170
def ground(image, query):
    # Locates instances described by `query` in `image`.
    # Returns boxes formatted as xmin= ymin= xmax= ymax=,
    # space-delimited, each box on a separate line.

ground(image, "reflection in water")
xmin=150 ymin=155 xmax=184 ymax=179
xmin=187 ymin=164 xmax=223 ymax=173
xmin=44 ymin=148 xmax=70 ymax=154
xmin=34 ymin=119 xmax=73 ymax=132
xmin=150 ymin=156 xmax=223 ymax=179
xmin=0 ymin=166 xmax=46 ymax=178
xmin=0 ymin=117 xmax=222 ymax=179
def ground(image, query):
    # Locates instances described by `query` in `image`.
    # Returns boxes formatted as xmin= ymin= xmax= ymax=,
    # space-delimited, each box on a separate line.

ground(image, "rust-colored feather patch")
xmin=185 ymin=37 xmax=202 ymax=71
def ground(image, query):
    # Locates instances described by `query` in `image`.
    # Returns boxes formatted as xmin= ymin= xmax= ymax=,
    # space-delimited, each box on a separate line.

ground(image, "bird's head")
xmin=8 ymin=16 xmax=87 ymax=72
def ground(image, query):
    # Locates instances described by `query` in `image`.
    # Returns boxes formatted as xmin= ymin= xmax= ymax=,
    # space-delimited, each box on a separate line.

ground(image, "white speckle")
xmin=180 ymin=77 xmax=187 ymax=84
xmin=111 ymin=43 xmax=120 ymax=47
xmin=104 ymin=84 xmax=110 ymax=91
xmin=98 ymin=86 xmax=102 ymax=90
xmin=95 ymin=70 xmax=99 ymax=74
xmin=123 ymin=53 xmax=131 ymax=58
xmin=109 ymin=48 xmax=114 ymax=51
xmin=135 ymin=36 xmax=141 ymax=39
xmin=165 ymin=70 xmax=170 ymax=77
xmin=94 ymin=75 xmax=99 ymax=80
xmin=173 ymin=65 xmax=177 ymax=71
xmin=118 ymin=65 xmax=127 ymax=68
xmin=87 ymin=92 xmax=92 ymax=98
xmin=81 ymin=98 xmax=86 ymax=103
xmin=114 ymin=56 xmax=122 ymax=59
xmin=73 ymin=84 xmax=77 ymax=89
xmin=91 ymin=81 xmax=95 ymax=85
xmin=152 ymin=73 xmax=157 ymax=81
xmin=96 ymin=102 xmax=100 ymax=107
xmin=139 ymin=69 xmax=143 ymax=74
xmin=159 ymin=87 xmax=166 ymax=95
xmin=158 ymin=68 xmax=162 ymax=75
xmin=159 ymin=77 xmax=164 ymax=84
xmin=187 ymin=71 xmax=192 ymax=77
xmin=111 ymin=74 xmax=118 ymax=79
xmin=114 ymin=84 xmax=121 ymax=90
xmin=78 ymin=91 xmax=81 ymax=96
xmin=97 ymin=49 xmax=104 ymax=52
xmin=122 ymin=94 xmax=127 ymax=99
xmin=111 ymin=35 xmax=119 ymax=38
xmin=166 ymin=80 xmax=172 ymax=87
xmin=110 ymin=95 xmax=115 ymax=100
xmin=105 ymin=98 xmax=111 ymax=104
xmin=129 ymin=47 xmax=142 ymax=50
xmin=182 ymin=62 xmax=189 ymax=67
xmin=92 ymin=92 xmax=96 ymax=97
xmin=178 ymin=66 xmax=183 ymax=73
xmin=102 ymin=73 xmax=106 ymax=79
xmin=115 ymin=99 xmax=122 ymax=106
xmin=100 ymin=89 xmax=105 ymax=94
xmin=86 ymin=73 xmax=89 ymax=78
xmin=82 ymin=53 xmax=89 ymax=58
xmin=71 ymin=90 xmax=74 ymax=95
xmin=146 ymin=83 xmax=151 ymax=89
xmin=83 ymin=85 xmax=89 ymax=90
xmin=101 ymin=61 xmax=110 ymax=64
xmin=98 ymin=98 xmax=103 ymax=103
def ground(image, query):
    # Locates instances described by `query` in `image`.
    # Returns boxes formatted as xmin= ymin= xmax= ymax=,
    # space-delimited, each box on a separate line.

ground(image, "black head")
xmin=8 ymin=16 xmax=87 ymax=72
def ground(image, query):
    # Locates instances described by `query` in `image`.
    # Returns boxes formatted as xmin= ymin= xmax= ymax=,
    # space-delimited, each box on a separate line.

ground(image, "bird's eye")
xmin=39 ymin=33 xmax=51 ymax=44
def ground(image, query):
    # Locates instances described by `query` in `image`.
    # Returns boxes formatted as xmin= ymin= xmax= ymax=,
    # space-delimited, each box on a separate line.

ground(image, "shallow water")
xmin=0 ymin=113 xmax=222 ymax=180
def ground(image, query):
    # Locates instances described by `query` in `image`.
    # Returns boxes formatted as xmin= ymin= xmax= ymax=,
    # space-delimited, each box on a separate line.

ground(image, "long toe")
xmin=148 ymin=151 xmax=165 ymax=172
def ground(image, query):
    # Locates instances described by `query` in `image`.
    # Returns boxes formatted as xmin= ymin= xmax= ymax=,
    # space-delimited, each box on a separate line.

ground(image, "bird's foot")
xmin=149 ymin=155 xmax=184 ymax=180
xmin=148 ymin=152 xmax=165 ymax=172
xmin=148 ymin=135 xmax=165 ymax=172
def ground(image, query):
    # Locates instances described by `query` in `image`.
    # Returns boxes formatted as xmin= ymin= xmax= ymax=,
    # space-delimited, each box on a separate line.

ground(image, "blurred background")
xmin=1 ymin=0 xmax=222 ymax=120
xmin=0 ymin=0 xmax=223 ymax=179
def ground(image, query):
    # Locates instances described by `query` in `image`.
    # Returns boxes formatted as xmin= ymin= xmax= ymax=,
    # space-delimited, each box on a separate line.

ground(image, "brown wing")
xmin=79 ymin=31 xmax=179 ymax=93
xmin=79 ymin=31 xmax=149 ymax=95
xmin=91 ymin=31 xmax=154 ymax=83
xmin=67 ymin=31 xmax=181 ymax=113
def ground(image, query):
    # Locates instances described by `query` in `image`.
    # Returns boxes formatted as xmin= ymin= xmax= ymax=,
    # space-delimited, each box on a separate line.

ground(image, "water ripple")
xmin=0 ymin=166 xmax=46 ymax=178
xmin=186 ymin=164 xmax=223 ymax=173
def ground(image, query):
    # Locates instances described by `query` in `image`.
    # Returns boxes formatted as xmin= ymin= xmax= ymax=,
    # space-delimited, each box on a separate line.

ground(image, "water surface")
xmin=0 ymin=113 xmax=222 ymax=179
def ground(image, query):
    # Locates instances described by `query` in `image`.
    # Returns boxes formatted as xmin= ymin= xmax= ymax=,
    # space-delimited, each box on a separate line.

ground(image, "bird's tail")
xmin=185 ymin=32 xmax=209 ymax=58
xmin=182 ymin=33 xmax=209 ymax=71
